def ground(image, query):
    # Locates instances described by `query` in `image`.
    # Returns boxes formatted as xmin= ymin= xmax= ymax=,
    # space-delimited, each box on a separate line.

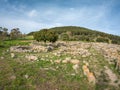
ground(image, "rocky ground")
xmin=1 ymin=41 xmax=120 ymax=90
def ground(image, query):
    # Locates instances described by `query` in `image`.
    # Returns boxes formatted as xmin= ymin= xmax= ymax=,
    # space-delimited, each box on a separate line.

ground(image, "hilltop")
xmin=29 ymin=26 xmax=120 ymax=44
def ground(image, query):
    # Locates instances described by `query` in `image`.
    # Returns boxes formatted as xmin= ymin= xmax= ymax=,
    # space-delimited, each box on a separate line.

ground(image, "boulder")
xmin=72 ymin=64 xmax=79 ymax=73
xmin=24 ymin=74 xmax=29 ymax=79
xmin=87 ymin=72 xmax=96 ymax=84
xmin=70 ymin=59 xmax=80 ymax=64
xmin=54 ymin=60 xmax=61 ymax=64
xmin=11 ymin=53 xmax=15 ymax=58
xmin=46 ymin=46 xmax=54 ymax=52
xmin=26 ymin=55 xmax=38 ymax=61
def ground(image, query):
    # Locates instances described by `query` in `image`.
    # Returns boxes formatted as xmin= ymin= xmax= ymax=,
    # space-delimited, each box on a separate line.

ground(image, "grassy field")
xmin=24 ymin=35 xmax=34 ymax=40
xmin=0 ymin=40 xmax=120 ymax=90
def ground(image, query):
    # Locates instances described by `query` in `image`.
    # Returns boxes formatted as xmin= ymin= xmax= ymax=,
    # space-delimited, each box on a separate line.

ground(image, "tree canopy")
xmin=33 ymin=29 xmax=58 ymax=43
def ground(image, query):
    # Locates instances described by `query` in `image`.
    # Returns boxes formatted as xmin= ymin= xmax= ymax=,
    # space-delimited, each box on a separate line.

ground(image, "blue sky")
xmin=0 ymin=0 xmax=120 ymax=35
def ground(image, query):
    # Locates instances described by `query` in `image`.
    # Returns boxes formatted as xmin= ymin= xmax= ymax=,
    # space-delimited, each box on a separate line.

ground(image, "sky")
xmin=0 ymin=0 xmax=120 ymax=35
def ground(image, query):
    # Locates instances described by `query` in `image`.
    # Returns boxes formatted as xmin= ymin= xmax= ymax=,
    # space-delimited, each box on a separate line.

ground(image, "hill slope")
xmin=1 ymin=41 xmax=120 ymax=90
xmin=49 ymin=26 xmax=120 ymax=44
xmin=29 ymin=26 xmax=120 ymax=44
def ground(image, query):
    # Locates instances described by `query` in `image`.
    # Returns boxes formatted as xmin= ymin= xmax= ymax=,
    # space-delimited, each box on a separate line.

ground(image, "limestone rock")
xmin=26 ymin=55 xmax=38 ymax=61
xmin=72 ymin=64 xmax=79 ymax=73
xmin=11 ymin=53 xmax=15 ymax=58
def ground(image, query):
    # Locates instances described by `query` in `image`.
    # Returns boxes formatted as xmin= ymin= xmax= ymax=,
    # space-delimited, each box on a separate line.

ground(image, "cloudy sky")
xmin=0 ymin=0 xmax=120 ymax=35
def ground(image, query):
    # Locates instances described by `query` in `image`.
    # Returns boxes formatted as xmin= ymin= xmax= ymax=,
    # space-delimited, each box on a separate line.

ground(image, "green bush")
xmin=61 ymin=33 xmax=69 ymax=41
xmin=96 ymin=38 xmax=109 ymax=43
xmin=34 ymin=29 xmax=58 ymax=43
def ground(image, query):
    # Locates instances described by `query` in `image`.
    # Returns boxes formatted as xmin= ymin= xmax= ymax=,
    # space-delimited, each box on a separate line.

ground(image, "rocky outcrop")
xmin=82 ymin=64 xmax=96 ymax=85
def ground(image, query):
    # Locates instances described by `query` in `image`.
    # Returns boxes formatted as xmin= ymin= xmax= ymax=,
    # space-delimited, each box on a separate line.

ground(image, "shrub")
xmin=96 ymin=38 xmax=109 ymax=43
xmin=61 ymin=33 xmax=69 ymax=41
xmin=34 ymin=29 xmax=58 ymax=43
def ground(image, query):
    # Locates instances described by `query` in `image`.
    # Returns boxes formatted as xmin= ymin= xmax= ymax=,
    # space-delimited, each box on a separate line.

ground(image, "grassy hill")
xmin=50 ymin=26 xmax=120 ymax=44
xmin=29 ymin=26 xmax=120 ymax=44
xmin=0 ymin=26 xmax=120 ymax=90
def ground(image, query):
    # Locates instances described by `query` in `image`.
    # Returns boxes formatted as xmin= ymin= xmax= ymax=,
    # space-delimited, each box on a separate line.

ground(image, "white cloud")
xmin=0 ymin=1 xmax=119 ymax=35
xmin=0 ymin=6 xmax=108 ymax=33
xmin=28 ymin=9 xmax=37 ymax=17
xmin=46 ymin=6 xmax=107 ymax=26
xmin=0 ymin=17 xmax=40 ymax=33
xmin=0 ymin=17 xmax=64 ymax=33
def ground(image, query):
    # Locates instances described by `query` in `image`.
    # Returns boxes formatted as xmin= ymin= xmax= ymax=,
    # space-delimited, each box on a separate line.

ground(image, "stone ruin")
xmin=9 ymin=41 xmax=120 ymax=73
xmin=53 ymin=42 xmax=92 ymax=58
xmin=92 ymin=43 xmax=120 ymax=72
xmin=10 ymin=43 xmax=55 ymax=53
xmin=10 ymin=46 xmax=32 ymax=53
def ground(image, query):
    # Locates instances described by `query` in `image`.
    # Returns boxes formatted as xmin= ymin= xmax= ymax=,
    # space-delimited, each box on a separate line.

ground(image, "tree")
xmin=47 ymin=31 xmax=58 ymax=43
xmin=61 ymin=33 xmax=69 ymax=41
xmin=10 ymin=28 xmax=22 ymax=39
xmin=0 ymin=27 xmax=3 ymax=46
xmin=34 ymin=29 xmax=48 ymax=42
xmin=0 ymin=27 xmax=8 ymax=46
xmin=0 ymin=27 xmax=8 ymax=40
xmin=2 ymin=28 xmax=8 ymax=40
xmin=34 ymin=29 xmax=58 ymax=43
xmin=96 ymin=37 xmax=109 ymax=43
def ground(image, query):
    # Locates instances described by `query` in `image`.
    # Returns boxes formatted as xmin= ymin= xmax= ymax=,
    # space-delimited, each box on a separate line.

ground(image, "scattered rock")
xmin=82 ymin=65 xmax=96 ymax=85
xmin=53 ymin=52 xmax=62 ymax=57
xmin=10 ymin=75 xmax=16 ymax=80
xmin=62 ymin=59 xmax=70 ymax=63
xmin=11 ymin=53 xmax=15 ymax=58
xmin=87 ymin=72 xmax=96 ymax=84
xmin=70 ymin=59 xmax=80 ymax=64
xmin=26 ymin=55 xmax=38 ymax=61
xmin=82 ymin=65 xmax=90 ymax=76
xmin=72 ymin=64 xmax=79 ymax=73
xmin=71 ymin=73 xmax=76 ymax=76
xmin=54 ymin=60 xmax=61 ymax=64
xmin=0 ymin=57 xmax=4 ymax=59
xmin=32 ymin=45 xmax=46 ymax=52
xmin=105 ymin=66 xmax=120 ymax=86
xmin=45 ymin=46 xmax=54 ymax=52
xmin=92 ymin=42 xmax=120 ymax=73
xmin=83 ymin=61 xmax=89 ymax=66
xmin=24 ymin=74 xmax=29 ymax=79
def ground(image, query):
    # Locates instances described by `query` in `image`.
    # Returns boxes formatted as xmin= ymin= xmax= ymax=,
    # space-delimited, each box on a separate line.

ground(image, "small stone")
xmin=72 ymin=64 xmax=79 ymax=73
xmin=24 ymin=74 xmax=29 ymax=79
xmin=54 ymin=60 xmax=61 ymax=64
xmin=11 ymin=53 xmax=15 ymax=58
xmin=70 ymin=59 xmax=80 ymax=64
xmin=26 ymin=55 xmax=38 ymax=61
xmin=0 ymin=57 xmax=4 ymax=59
xmin=46 ymin=46 xmax=54 ymax=52
xmin=10 ymin=75 xmax=16 ymax=80
xmin=71 ymin=73 xmax=76 ymax=76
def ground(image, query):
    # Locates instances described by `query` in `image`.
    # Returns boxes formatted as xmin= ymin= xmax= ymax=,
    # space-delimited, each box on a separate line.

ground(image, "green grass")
xmin=0 ymin=50 xmax=93 ymax=90
xmin=0 ymin=40 xmax=120 ymax=90
xmin=4 ymin=40 xmax=30 ymax=46
xmin=0 ymin=40 xmax=31 ymax=56
xmin=24 ymin=35 xmax=34 ymax=40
